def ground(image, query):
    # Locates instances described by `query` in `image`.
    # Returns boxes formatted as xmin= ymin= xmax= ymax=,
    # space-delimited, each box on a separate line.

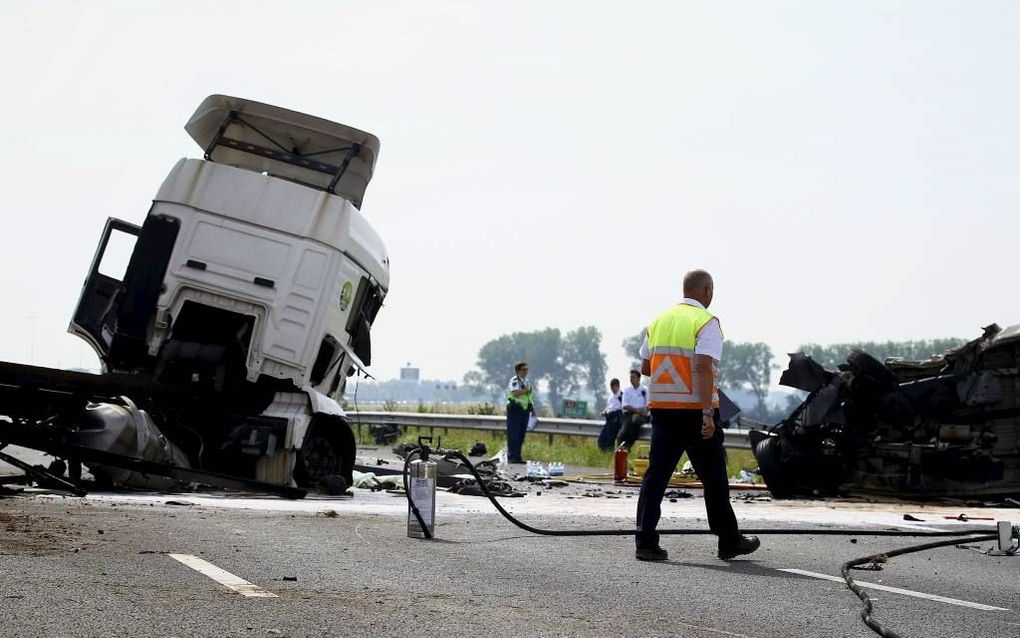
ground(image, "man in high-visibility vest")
xmin=634 ymin=270 xmax=760 ymax=562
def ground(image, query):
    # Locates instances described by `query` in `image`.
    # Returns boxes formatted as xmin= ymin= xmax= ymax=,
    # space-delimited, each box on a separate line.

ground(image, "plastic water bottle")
xmin=549 ymin=461 xmax=564 ymax=477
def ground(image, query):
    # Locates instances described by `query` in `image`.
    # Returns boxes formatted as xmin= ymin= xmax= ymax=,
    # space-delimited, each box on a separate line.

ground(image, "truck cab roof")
xmin=186 ymin=94 xmax=380 ymax=209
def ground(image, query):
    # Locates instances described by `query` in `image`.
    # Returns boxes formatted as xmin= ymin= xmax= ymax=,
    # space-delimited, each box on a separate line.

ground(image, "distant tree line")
xmin=463 ymin=326 xmax=607 ymax=414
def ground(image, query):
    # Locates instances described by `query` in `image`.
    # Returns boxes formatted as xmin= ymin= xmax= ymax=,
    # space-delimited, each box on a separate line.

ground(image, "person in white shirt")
xmin=617 ymin=369 xmax=649 ymax=449
xmin=597 ymin=378 xmax=624 ymax=451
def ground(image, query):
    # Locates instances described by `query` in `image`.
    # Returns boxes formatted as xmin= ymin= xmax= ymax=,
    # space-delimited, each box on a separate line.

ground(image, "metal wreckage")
xmin=0 ymin=95 xmax=389 ymax=499
xmin=751 ymin=324 xmax=1020 ymax=499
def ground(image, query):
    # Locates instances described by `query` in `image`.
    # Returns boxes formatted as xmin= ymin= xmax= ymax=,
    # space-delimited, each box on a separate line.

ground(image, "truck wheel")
xmin=294 ymin=416 xmax=355 ymax=490
xmin=754 ymin=436 xmax=795 ymax=499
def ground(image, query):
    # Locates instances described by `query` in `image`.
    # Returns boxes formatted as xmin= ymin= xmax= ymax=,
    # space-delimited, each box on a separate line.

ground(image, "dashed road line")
xmin=778 ymin=568 xmax=1008 ymax=612
xmin=169 ymin=553 xmax=278 ymax=598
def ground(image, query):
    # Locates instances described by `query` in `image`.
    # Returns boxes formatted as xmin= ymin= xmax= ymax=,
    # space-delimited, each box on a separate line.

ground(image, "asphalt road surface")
xmin=1 ymin=482 xmax=1018 ymax=638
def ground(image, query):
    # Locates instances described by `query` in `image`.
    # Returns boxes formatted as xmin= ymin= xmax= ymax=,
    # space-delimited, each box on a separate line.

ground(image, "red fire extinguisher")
xmin=614 ymin=445 xmax=628 ymax=482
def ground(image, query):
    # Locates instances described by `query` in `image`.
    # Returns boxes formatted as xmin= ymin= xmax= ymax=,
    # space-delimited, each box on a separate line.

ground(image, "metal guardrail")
xmin=349 ymin=411 xmax=752 ymax=450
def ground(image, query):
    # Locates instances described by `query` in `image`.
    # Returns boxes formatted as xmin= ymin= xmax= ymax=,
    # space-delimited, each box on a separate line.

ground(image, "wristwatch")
xmin=701 ymin=408 xmax=713 ymax=416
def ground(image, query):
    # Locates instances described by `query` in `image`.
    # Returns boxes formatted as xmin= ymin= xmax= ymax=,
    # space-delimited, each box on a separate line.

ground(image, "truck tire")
xmin=294 ymin=416 xmax=355 ymax=490
xmin=753 ymin=435 xmax=795 ymax=499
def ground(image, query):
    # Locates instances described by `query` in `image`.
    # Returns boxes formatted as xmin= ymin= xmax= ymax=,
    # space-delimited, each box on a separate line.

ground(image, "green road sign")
xmin=561 ymin=399 xmax=588 ymax=418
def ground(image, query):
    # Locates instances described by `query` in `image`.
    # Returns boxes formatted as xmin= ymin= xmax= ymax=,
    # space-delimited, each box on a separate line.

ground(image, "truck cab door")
xmin=68 ymin=218 xmax=141 ymax=363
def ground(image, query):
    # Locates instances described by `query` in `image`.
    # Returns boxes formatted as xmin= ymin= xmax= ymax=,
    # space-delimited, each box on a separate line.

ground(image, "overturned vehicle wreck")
xmin=0 ymin=95 xmax=388 ymax=497
xmin=751 ymin=324 xmax=1020 ymax=499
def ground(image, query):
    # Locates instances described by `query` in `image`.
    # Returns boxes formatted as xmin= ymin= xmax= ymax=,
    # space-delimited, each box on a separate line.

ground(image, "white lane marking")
xmin=886 ymin=522 xmax=944 ymax=532
xmin=169 ymin=553 xmax=278 ymax=598
xmin=779 ymin=568 xmax=1008 ymax=612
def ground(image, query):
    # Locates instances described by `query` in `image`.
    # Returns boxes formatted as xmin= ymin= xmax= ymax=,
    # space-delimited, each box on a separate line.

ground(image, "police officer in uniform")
xmin=505 ymin=361 xmax=533 ymax=464
xmin=634 ymin=270 xmax=760 ymax=562
xmin=597 ymin=378 xmax=624 ymax=451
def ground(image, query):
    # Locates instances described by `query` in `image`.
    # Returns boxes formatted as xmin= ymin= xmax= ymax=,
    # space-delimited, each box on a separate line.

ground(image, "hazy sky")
xmin=0 ymin=1 xmax=1017 ymax=385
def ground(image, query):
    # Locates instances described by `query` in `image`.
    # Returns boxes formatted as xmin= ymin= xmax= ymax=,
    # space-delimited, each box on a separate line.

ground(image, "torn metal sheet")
xmin=754 ymin=323 xmax=1020 ymax=499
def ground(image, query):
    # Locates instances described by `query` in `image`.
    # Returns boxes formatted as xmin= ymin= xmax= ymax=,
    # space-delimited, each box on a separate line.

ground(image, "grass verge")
xmin=357 ymin=424 xmax=760 ymax=481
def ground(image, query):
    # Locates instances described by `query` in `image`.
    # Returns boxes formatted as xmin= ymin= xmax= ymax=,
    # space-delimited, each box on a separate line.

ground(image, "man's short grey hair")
xmin=682 ymin=269 xmax=713 ymax=295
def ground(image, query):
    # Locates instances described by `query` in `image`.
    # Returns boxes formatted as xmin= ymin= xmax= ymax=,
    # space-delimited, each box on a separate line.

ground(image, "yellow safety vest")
xmin=507 ymin=376 xmax=533 ymax=410
xmin=646 ymin=303 xmax=720 ymax=410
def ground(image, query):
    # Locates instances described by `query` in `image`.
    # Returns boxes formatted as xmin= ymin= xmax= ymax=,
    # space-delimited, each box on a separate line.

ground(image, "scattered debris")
xmin=369 ymin=423 xmax=401 ymax=445
xmin=165 ymin=500 xmax=195 ymax=507
xmin=468 ymin=442 xmax=488 ymax=457
xmin=851 ymin=560 xmax=885 ymax=571
xmin=735 ymin=493 xmax=772 ymax=503
xmin=944 ymin=514 xmax=995 ymax=522
xmin=351 ymin=470 xmax=400 ymax=491
xmin=449 ymin=477 xmax=524 ymax=498
xmin=664 ymin=489 xmax=693 ymax=500
xmin=320 ymin=475 xmax=349 ymax=496
xmin=903 ymin=514 xmax=925 ymax=522
xmin=320 ymin=510 xmax=339 ymax=518
xmin=282 ymin=576 xmax=298 ymax=582
xmin=540 ymin=479 xmax=569 ymax=489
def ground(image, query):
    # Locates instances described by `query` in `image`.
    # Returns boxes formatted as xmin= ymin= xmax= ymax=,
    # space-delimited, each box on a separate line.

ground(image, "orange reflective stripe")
xmin=647 ymin=353 xmax=719 ymax=409
xmin=646 ymin=304 xmax=721 ymax=410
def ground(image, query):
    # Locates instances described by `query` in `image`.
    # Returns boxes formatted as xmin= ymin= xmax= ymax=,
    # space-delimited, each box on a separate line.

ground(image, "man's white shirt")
xmin=638 ymin=298 xmax=724 ymax=362
xmin=605 ymin=391 xmax=623 ymax=412
xmin=622 ymin=385 xmax=648 ymax=411
xmin=508 ymin=376 xmax=531 ymax=392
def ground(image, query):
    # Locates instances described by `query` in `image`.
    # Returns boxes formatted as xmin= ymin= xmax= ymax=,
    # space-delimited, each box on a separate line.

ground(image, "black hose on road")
xmin=840 ymin=534 xmax=998 ymax=638
xmin=405 ymin=447 xmax=995 ymax=539
xmin=402 ymin=447 xmax=1004 ymax=638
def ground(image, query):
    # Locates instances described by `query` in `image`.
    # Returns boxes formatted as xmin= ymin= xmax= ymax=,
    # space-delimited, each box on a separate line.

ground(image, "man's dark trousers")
xmin=635 ymin=408 xmax=739 ymax=549
xmin=505 ymin=402 xmax=529 ymax=462
xmin=597 ymin=411 xmax=623 ymax=451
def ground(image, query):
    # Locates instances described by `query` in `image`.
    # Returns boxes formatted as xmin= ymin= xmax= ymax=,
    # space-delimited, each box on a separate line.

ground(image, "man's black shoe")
xmin=508 ymin=458 xmax=525 ymax=464
xmin=635 ymin=546 xmax=669 ymax=562
xmin=718 ymin=535 xmax=760 ymax=560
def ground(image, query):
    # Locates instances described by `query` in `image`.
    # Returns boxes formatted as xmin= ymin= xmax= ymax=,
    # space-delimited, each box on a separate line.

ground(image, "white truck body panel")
xmin=148 ymin=158 xmax=388 ymax=393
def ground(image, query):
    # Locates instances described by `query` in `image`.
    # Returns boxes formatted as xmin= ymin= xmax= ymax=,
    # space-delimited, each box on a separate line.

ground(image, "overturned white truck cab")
xmin=67 ymin=95 xmax=389 ymax=491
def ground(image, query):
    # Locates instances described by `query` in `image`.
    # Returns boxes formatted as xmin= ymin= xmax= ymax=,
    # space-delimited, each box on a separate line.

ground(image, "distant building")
xmin=399 ymin=362 xmax=420 ymax=383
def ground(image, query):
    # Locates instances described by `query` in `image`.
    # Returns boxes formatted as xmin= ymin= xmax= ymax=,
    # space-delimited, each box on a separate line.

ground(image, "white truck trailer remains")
xmin=61 ymin=95 xmax=389 ymax=491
